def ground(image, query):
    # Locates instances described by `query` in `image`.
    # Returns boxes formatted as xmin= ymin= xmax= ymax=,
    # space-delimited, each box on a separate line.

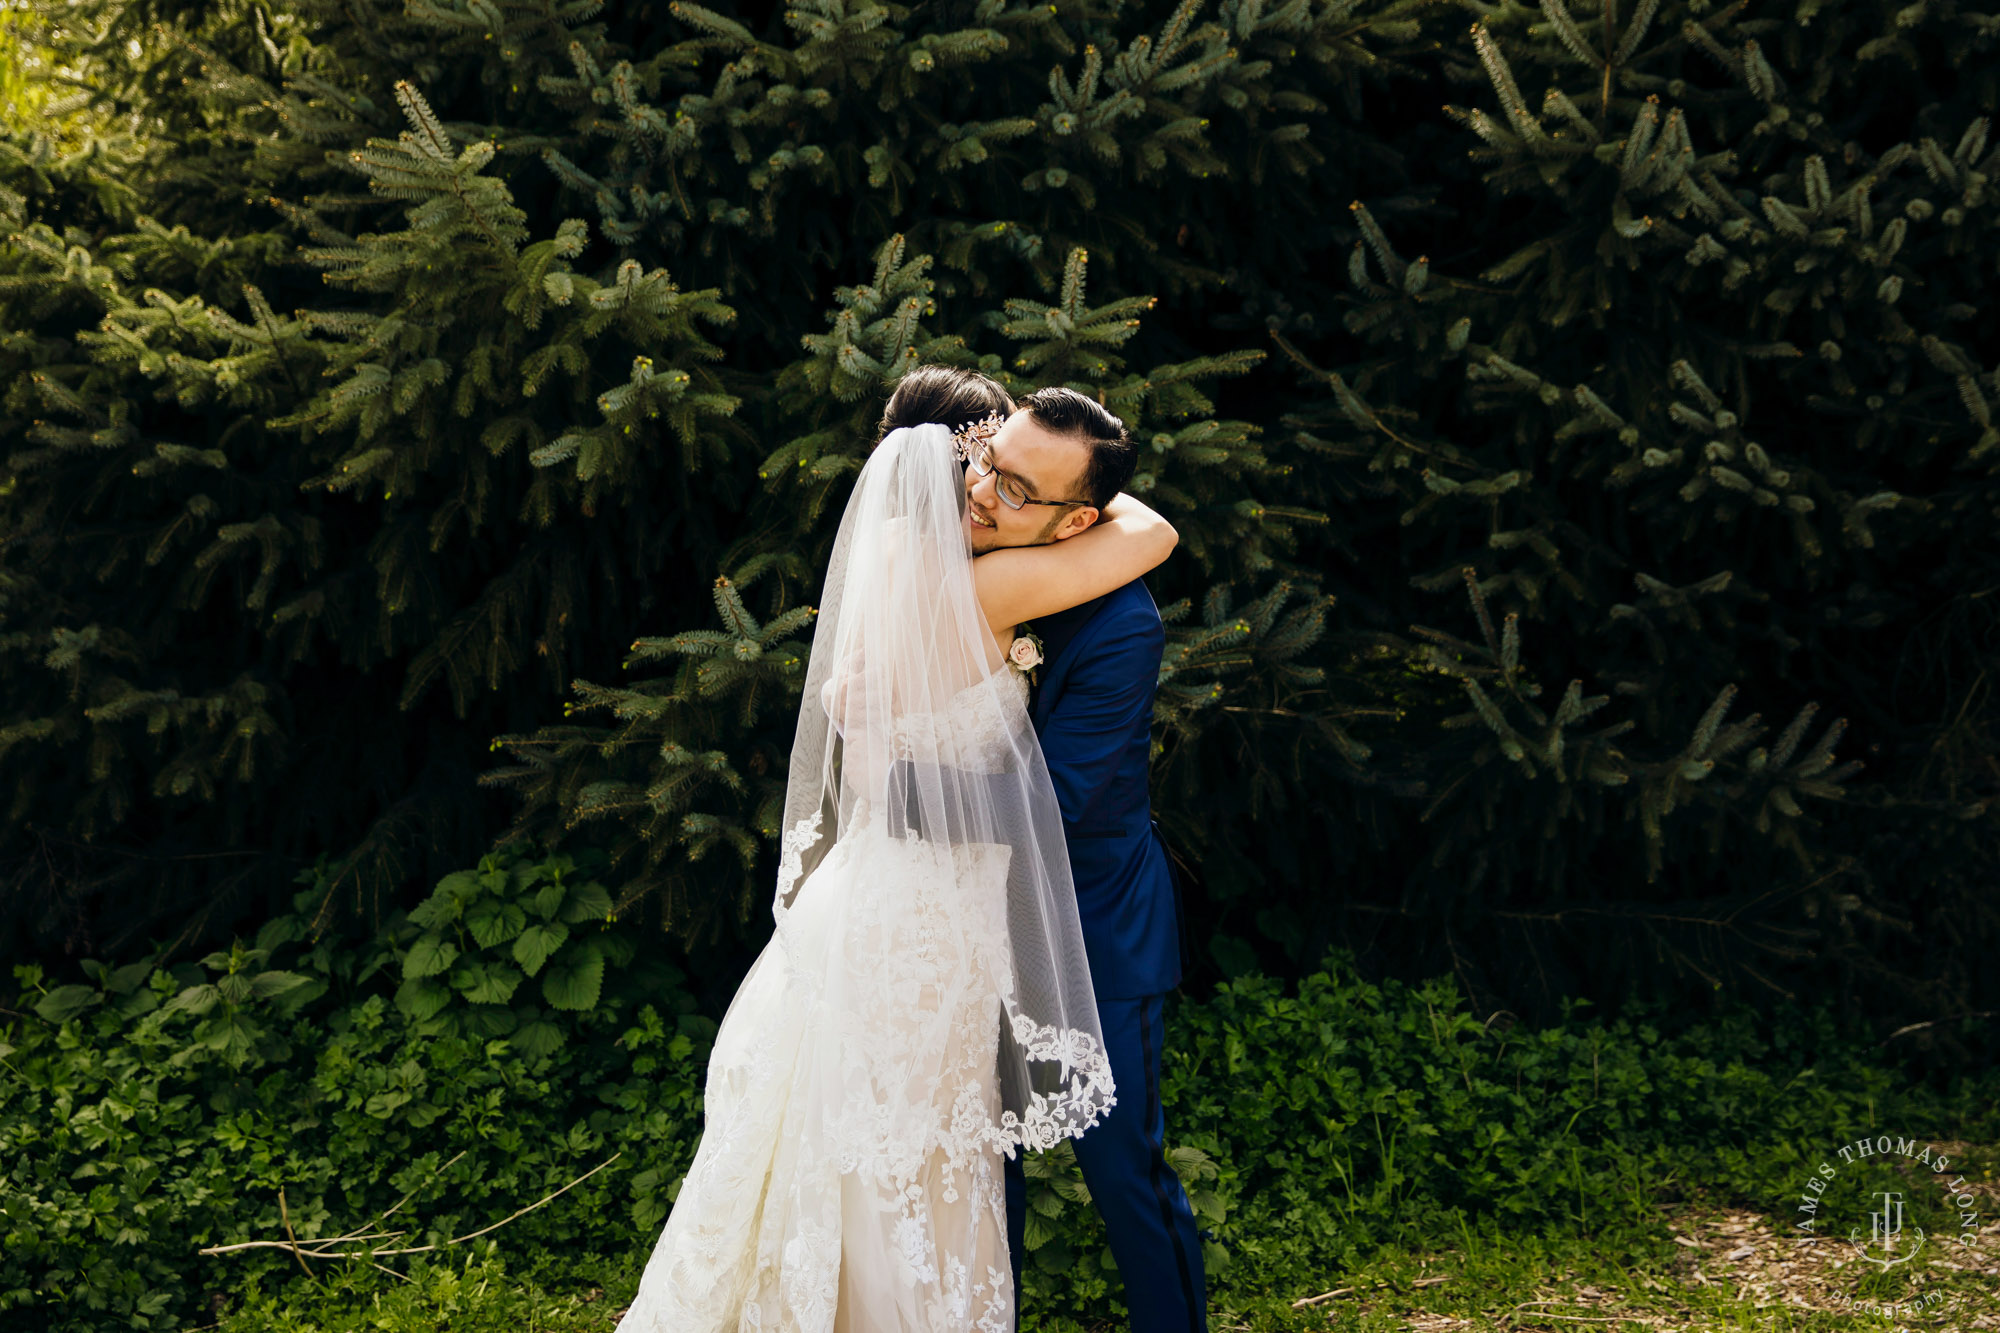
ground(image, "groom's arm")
xmin=1042 ymin=608 xmax=1164 ymax=828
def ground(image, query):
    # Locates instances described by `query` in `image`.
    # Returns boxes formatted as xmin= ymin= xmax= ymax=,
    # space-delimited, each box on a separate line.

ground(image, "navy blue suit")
xmin=1006 ymin=577 xmax=1207 ymax=1332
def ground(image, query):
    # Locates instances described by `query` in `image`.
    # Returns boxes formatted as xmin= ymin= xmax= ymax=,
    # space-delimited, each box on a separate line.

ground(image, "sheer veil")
xmin=771 ymin=421 xmax=1116 ymax=1157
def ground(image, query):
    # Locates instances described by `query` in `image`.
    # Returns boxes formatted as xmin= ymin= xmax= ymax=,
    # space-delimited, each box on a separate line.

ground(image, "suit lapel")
xmin=1027 ymin=591 xmax=1111 ymax=723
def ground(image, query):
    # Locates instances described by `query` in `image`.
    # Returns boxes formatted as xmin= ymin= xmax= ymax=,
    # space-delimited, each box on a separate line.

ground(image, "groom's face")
xmin=964 ymin=410 xmax=1096 ymax=555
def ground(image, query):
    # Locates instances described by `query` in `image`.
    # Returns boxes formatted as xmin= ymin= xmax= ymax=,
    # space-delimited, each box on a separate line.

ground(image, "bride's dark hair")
xmin=877 ymin=365 xmax=1014 ymax=440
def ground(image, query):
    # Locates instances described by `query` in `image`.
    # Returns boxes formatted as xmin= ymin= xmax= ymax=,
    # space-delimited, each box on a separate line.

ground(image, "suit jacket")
xmin=1029 ymin=578 xmax=1184 ymax=999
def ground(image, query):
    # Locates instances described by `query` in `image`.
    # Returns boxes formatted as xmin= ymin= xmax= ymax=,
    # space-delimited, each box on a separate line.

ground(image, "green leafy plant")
xmin=7 ymin=900 xmax=1996 ymax=1332
xmin=0 ymin=843 xmax=710 ymax=1328
xmin=392 ymin=850 xmax=624 ymax=1059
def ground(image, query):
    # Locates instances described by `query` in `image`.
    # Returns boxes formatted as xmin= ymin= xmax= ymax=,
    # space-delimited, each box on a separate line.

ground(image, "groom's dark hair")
xmin=877 ymin=365 xmax=1014 ymax=439
xmin=1019 ymin=386 xmax=1135 ymax=511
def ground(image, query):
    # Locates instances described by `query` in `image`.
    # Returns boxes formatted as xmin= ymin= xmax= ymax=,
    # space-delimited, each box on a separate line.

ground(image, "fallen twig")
xmin=1292 ymin=1274 xmax=1451 ymax=1308
xmin=277 ymin=1187 xmax=314 ymax=1282
xmin=198 ymin=1151 xmax=622 ymax=1269
xmin=1291 ymin=1285 xmax=1357 ymax=1307
xmin=1876 ymin=1010 xmax=1998 ymax=1046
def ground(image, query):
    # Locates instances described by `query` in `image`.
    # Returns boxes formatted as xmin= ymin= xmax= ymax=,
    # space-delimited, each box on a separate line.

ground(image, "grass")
xmin=1222 ymin=1167 xmax=2000 ymax=1333
xmin=197 ymin=1141 xmax=1999 ymax=1333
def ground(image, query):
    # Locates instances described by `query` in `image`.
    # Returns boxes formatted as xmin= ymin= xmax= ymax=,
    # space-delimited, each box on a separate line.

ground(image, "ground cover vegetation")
xmin=3 ymin=843 xmax=1994 ymax=1328
xmin=3 ymin=0 xmax=1997 ymax=1048
xmin=4 ymin=0 xmax=1999 ymax=1324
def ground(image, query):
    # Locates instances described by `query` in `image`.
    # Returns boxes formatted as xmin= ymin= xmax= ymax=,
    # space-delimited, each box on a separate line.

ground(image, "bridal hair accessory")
xmin=950 ymin=410 xmax=1005 ymax=462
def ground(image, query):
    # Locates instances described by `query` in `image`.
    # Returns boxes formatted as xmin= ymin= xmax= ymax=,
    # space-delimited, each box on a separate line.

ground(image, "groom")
xmin=956 ymin=374 xmax=1208 ymax=1333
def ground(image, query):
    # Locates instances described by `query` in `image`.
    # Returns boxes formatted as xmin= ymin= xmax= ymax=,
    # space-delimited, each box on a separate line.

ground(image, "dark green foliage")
xmin=7 ymin=904 xmax=1993 ymax=1330
xmin=1235 ymin=0 xmax=2000 ymax=1036
xmin=1019 ymin=958 xmax=1999 ymax=1323
xmin=1 ymin=0 xmax=1996 ymax=1049
xmin=0 ymin=0 xmax=1316 ymax=958
xmin=0 ymin=844 xmax=713 ymax=1328
xmin=485 ymin=237 xmax=1292 ymax=931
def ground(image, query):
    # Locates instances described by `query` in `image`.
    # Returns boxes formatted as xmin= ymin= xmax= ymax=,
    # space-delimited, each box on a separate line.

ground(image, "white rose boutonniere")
xmin=1007 ymin=627 xmax=1045 ymax=684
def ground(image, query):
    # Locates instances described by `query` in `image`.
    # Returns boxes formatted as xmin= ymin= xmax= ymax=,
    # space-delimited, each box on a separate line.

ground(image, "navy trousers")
xmin=1005 ymin=992 xmax=1207 ymax=1332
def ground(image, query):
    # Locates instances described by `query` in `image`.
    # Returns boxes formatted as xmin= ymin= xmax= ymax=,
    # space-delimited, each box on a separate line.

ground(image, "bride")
xmin=613 ymin=368 xmax=1179 ymax=1333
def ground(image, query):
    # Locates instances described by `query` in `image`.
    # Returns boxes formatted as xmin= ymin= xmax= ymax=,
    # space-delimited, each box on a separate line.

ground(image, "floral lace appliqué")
xmin=772 ymin=810 xmax=824 ymax=907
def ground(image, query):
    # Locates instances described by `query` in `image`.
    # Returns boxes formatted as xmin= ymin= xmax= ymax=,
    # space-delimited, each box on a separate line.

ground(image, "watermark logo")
xmin=1792 ymin=1134 xmax=1985 ymax=1320
xmin=1851 ymin=1189 xmax=1922 ymax=1268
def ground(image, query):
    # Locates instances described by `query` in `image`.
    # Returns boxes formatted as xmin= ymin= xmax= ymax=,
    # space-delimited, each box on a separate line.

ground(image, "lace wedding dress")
xmin=614 ymin=423 xmax=1114 ymax=1333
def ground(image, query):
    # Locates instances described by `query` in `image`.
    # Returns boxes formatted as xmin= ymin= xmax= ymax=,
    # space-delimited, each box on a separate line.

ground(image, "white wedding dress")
xmin=615 ymin=422 xmax=1114 ymax=1333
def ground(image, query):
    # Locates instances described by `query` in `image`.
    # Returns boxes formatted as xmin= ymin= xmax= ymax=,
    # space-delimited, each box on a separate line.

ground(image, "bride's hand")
xmin=820 ymin=653 xmax=887 ymax=736
xmin=971 ymin=491 xmax=1177 ymax=636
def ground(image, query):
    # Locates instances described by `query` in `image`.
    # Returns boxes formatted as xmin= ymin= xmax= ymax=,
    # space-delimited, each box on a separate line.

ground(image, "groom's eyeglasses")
xmin=967 ymin=440 xmax=1092 ymax=511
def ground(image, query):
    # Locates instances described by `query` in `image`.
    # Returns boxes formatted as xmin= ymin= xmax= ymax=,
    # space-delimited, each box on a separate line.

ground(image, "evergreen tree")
xmin=483 ymin=238 xmax=1289 ymax=935
xmin=0 ymin=0 xmax=1364 ymax=958
xmin=1 ymin=0 xmax=1993 ymax=1048
xmin=1254 ymin=0 xmax=2000 ymax=1037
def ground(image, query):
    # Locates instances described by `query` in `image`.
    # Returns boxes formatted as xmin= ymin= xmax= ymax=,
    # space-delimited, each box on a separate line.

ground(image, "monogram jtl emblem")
xmin=1848 ymin=1190 xmax=1926 ymax=1269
